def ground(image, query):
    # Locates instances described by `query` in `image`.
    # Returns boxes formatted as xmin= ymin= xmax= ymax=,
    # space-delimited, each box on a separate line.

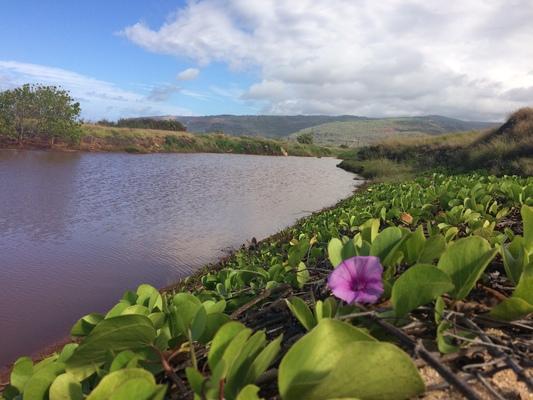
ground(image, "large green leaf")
xmin=278 ymin=319 xmax=423 ymax=400
xmin=391 ymin=264 xmax=454 ymax=317
xmin=86 ymin=368 xmax=158 ymax=400
xmin=404 ymin=226 xmax=425 ymax=264
xmin=70 ymin=313 xmax=104 ymax=337
xmin=10 ymin=357 xmax=33 ymax=393
xmin=491 ymin=262 xmax=533 ymax=320
xmin=49 ymin=373 xmax=83 ymax=400
xmin=370 ymin=227 xmax=404 ymax=266
xmin=501 ymin=236 xmax=529 ymax=284
xmin=245 ymin=335 xmax=283 ymax=384
xmin=23 ymin=361 xmax=65 ymax=400
xmin=417 ymin=234 xmax=446 ymax=264
xmin=438 ymin=236 xmax=498 ymax=299
xmin=208 ymin=322 xmax=248 ymax=370
xmin=285 ymin=297 xmax=316 ymax=331
xmin=66 ymin=315 xmax=156 ymax=380
xmin=236 ymin=385 xmax=262 ymax=400
xmin=490 ymin=297 xmax=533 ymax=321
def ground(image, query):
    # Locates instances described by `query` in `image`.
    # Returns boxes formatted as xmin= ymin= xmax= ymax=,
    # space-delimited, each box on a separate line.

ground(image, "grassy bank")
xmin=3 ymin=170 xmax=533 ymax=399
xmin=0 ymin=124 xmax=334 ymax=157
xmin=337 ymin=108 xmax=533 ymax=179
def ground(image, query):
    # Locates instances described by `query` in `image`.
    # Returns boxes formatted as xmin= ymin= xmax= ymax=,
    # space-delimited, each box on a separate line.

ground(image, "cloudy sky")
xmin=1 ymin=0 xmax=532 ymax=121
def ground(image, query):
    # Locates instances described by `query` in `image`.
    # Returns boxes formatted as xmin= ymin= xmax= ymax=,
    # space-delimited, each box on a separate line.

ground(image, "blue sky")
xmin=0 ymin=0 xmax=260 ymax=119
xmin=1 ymin=1 xmax=532 ymax=121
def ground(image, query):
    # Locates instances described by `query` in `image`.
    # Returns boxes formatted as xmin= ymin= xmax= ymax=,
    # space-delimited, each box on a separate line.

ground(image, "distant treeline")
xmin=97 ymin=118 xmax=187 ymax=132
xmin=0 ymin=84 xmax=81 ymax=145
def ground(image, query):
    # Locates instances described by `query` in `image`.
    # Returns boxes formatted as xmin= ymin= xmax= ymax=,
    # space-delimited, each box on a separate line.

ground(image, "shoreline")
xmin=0 ymin=166 xmax=363 ymax=378
xmin=0 ymin=124 xmax=336 ymax=158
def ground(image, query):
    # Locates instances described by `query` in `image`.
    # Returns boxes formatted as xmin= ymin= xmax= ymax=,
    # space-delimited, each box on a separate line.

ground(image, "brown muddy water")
xmin=0 ymin=150 xmax=358 ymax=367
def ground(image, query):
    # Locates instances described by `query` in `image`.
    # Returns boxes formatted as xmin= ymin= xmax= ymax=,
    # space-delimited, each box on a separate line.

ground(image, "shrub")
xmin=296 ymin=132 xmax=314 ymax=144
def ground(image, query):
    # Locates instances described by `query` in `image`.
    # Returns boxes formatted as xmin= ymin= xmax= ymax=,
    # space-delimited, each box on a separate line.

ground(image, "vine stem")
xmin=188 ymin=328 xmax=198 ymax=370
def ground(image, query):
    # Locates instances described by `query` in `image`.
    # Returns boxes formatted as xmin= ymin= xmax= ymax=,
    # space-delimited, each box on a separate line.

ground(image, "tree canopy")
xmin=0 ymin=84 xmax=81 ymax=145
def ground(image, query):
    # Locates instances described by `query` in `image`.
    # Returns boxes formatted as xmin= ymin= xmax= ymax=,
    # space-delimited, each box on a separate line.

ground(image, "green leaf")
xmin=328 ymin=238 xmax=344 ymax=267
xmin=190 ymin=306 xmax=207 ymax=341
xmin=288 ymin=238 xmax=310 ymax=267
xmin=121 ymin=305 xmax=150 ymax=316
xmin=245 ymin=335 xmax=282 ymax=384
xmin=359 ymin=218 xmax=380 ymax=243
xmin=501 ymin=237 xmax=529 ymax=284
xmin=341 ymin=240 xmax=357 ymax=261
xmin=66 ymin=315 xmax=156 ymax=380
xmin=185 ymin=367 xmax=205 ymax=395
xmin=10 ymin=357 xmax=33 ymax=393
xmin=70 ymin=313 xmax=104 ymax=337
xmin=436 ymin=321 xmax=459 ymax=354
xmin=296 ymin=262 xmax=310 ymax=288
xmin=225 ymin=331 xmax=268 ymax=398
xmin=391 ymin=264 xmax=454 ymax=317
xmin=49 ymin=373 xmax=83 ymax=400
xmin=285 ymin=297 xmax=316 ymax=331
xmin=514 ymin=262 xmax=533 ymax=304
xmin=110 ymin=351 xmax=139 ymax=372
xmin=208 ymin=322 xmax=247 ymax=370
xmin=198 ymin=312 xmax=231 ymax=345
xmin=522 ymin=205 xmax=533 ymax=254
xmin=236 ymin=385 xmax=262 ymax=400
xmin=438 ymin=236 xmax=498 ymax=299
xmin=417 ymin=234 xmax=446 ymax=264
xmin=108 ymin=378 xmax=164 ymax=400
xmin=86 ymin=368 xmax=156 ymax=400
xmin=434 ymin=296 xmax=445 ymax=325
xmin=172 ymin=293 xmax=202 ymax=337
xmin=278 ymin=319 xmax=423 ymax=400
xmin=314 ymin=297 xmax=337 ymax=322
xmin=23 ymin=361 xmax=65 ymax=400
xmin=370 ymin=227 xmax=404 ymax=266
xmin=404 ymin=226 xmax=425 ymax=265
xmin=490 ymin=297 xmax=533 ymax=321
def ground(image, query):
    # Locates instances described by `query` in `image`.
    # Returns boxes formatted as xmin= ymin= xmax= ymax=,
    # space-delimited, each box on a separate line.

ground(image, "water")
xmin=0 ymin=150 xmax=357 ymax=366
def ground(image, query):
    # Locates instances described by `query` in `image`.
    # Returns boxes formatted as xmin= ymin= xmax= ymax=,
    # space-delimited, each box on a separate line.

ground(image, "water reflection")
xmin=0 ymin=150 xmax=357 ymax=366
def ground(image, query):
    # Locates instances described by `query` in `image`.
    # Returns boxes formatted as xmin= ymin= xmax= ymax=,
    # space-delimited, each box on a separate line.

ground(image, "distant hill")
xmin=153 ymin=114 xmax=496 ymax=145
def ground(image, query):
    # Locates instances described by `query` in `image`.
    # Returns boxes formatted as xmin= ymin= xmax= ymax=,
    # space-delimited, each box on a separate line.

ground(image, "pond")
xmin=0 ymin=150 xmax=358 ymax=366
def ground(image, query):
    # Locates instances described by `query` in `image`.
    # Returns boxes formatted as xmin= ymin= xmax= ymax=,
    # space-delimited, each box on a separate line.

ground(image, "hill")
xmin=159 ymin=114 xmax=495 ymax=145
xmin=289 ymin=115 xmax=496 ymax=146
xmin=337 ymin=107 xmax=533 ymax=179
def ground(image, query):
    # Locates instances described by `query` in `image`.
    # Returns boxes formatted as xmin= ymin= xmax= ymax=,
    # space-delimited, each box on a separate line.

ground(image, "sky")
xmin=1 ymin=0 xmax=532 ymax=121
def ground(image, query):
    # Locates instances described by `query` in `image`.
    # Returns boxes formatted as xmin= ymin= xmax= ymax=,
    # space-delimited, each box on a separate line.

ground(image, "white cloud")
xmin=177 ymin=67 xmax=200 ymax=80
xmin=0 ymin=61 xmax=192 ymax=119
xmin=123 ymin=0 xmax=533 ymax=120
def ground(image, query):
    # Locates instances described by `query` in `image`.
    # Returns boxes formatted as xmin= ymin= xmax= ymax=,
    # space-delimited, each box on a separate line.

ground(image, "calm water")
xmin=0 ymin=150 xmax=357 ymax=366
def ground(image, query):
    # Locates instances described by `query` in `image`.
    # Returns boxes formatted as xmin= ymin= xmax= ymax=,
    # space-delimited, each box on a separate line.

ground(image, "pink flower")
xmin=327 ymin=256 xmax=384 ymax=304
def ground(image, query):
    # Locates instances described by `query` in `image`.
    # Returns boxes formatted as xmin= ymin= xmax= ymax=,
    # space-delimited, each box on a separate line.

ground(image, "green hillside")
xmin=289 ymin=115 xmax=496 ymax=146
xmin=163 ymin=115 xmax=495 ymax=144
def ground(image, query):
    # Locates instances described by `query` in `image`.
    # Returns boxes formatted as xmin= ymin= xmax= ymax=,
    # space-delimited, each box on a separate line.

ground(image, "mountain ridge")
xmin=145 ymin=114 xmax=497 ymax=145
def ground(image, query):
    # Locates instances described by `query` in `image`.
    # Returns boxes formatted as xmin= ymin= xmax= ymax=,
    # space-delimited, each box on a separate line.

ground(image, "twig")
xmin=230 ymin=284 xmax=291 ymax=318
xmin=357 ymin=309 xmax=483 ymax=400
xmin=455 ymin=315 xmax=533 ymax=391
xmin=475 ymin=372 xmax=507 ymax=400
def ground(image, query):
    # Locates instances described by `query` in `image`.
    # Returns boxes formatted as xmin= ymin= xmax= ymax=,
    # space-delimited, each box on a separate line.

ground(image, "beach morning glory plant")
xmin=328 ymin=256 xmax=384 ymax=304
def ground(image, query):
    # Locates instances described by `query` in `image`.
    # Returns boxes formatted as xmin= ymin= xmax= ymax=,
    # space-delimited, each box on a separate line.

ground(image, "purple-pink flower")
xmin=327 ymin=256 xmax=384 ymax=304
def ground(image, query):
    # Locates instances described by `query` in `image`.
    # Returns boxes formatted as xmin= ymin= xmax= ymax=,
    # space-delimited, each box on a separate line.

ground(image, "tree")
xmin=0 ymin=84 xmax=81 ymax=145
xmin=296 ymin=132 xmax=314 ymax=144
